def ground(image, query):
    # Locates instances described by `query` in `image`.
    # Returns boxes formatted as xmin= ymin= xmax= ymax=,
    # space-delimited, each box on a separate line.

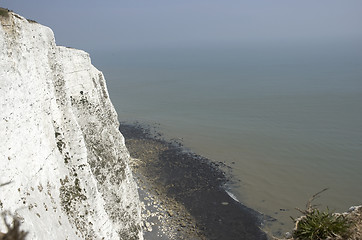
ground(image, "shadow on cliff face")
xmin=120 ymin=123 xmax=268 ymax=240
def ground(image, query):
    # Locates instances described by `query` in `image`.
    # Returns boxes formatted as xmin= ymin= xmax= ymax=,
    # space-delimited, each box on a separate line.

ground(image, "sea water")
xmin=92 ymin=42 xmax=362 ymax=235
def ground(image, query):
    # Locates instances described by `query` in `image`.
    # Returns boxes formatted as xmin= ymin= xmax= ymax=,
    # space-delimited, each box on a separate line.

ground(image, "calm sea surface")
xmin=92 ymin=43 xmax=362 ymax=235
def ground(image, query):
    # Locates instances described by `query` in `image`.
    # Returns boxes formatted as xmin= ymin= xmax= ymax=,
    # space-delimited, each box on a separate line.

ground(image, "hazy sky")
xmin=2 ymin=0 xmax=362 ymax=52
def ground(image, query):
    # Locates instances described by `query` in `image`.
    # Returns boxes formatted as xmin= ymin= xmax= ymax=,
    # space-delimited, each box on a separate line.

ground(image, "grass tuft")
xmin=26 ymin=19 xmax=37 ymax=24
xmin=293 ymin=208 xmax=352 ymax=240
xmin=292 ymin=188 xmax=353 ymax=240
xmin=0 ymin=7 xmax=10 ymax=18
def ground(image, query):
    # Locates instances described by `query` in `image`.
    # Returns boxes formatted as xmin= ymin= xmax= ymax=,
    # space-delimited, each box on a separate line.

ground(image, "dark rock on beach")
xmin=120 ymin=123 xmax=268 ymax=240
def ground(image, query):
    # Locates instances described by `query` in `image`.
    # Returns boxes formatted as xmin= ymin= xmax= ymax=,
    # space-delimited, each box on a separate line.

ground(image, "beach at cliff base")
xmin=120 ymin=122 xmax=269 ymax=240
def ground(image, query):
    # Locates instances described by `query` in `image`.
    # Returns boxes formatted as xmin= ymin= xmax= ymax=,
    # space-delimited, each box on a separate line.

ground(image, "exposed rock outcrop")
xmin=0 ymin=10 xmax=142 ymax=239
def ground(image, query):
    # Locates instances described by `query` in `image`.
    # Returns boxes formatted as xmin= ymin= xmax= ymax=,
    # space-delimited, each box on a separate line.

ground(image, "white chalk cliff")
xmin=0 ymin=11 xmax=143 ymax=239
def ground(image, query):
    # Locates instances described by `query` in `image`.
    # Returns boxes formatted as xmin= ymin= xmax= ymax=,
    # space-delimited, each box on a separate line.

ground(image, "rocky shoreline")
xmin=120 ymin=123 xmax=268 ymax=240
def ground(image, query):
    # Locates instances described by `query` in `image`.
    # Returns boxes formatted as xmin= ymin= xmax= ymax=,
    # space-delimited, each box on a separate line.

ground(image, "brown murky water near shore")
xmin=94 ymin=45 xmax=362 ymax=236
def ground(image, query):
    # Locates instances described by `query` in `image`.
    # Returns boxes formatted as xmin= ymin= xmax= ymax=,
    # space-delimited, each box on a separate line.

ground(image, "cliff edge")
xmin=0 ymin=10 xmax=142 ymax=239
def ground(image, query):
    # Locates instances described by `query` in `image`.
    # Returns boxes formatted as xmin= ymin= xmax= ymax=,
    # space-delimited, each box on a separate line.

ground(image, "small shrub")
xmin=292 ymin=188 xmax=352 ymax=240
xmin=26 ymin=19 xmax=37 ymax=24
xmin=0 ymin=211 xmax=28 ymax=240
xmin=293 ymin=208 xmax=351 ymax=240
xmin=0 ymin=183 xmax=28 ymax=239
xmin=0 ymin=7 xmax=10 ymax=18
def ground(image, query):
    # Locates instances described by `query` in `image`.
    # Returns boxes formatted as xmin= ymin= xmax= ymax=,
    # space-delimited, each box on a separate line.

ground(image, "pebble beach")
xmin=120 ymin=123 xmax=268 ymax=240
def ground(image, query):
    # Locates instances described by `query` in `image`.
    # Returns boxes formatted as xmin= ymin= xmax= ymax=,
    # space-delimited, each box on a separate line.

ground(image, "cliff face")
xmin=0 ymin=11 xmax=142 ymax=239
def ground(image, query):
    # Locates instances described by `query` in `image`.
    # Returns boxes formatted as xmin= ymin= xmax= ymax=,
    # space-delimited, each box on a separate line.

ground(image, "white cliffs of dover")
xmin=0 ymin=10 xmax=142 ymax=240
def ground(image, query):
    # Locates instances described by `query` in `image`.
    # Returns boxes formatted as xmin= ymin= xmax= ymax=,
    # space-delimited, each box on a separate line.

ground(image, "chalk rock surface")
xmin=0 ymin=11 xmax=142 ymax=239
